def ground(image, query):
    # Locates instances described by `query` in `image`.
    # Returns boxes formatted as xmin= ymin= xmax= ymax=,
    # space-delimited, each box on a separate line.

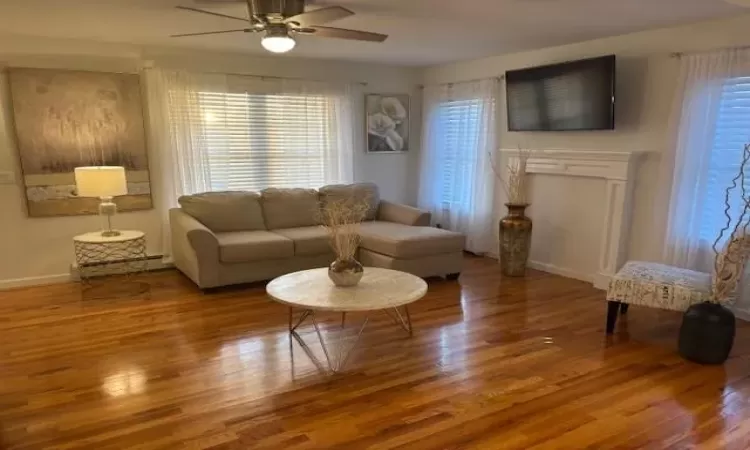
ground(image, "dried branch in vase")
xmin=711 ymin=142 xmax=750 ymax=304
xmin=317 ymin=196 xmax=370 ymax=261
xmin=490 ymin=146 xmax=532 ymax=205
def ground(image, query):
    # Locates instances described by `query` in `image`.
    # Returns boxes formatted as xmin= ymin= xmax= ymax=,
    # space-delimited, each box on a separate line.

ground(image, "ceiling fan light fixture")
xmin=173 ymin=4 xmax=388 ymax=50
xmin=261 ymin=27 xmax=296 ymax=53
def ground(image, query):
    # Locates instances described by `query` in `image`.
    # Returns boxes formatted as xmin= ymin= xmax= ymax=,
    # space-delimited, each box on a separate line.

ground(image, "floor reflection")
xmin=438 ymin=321 xmax=469 ymax=373
xmin=101 ymin=367 xmax=146 ymax=398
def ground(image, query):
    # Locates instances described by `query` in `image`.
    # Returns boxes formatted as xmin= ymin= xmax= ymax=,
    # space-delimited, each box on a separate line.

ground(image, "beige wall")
xmin=0 ymin=35 xmax=421 ymax=287
xmin=422 ymin=14 xmax=750 ymax=283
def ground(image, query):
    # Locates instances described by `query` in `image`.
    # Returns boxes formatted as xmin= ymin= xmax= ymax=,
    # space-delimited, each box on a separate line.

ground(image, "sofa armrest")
xmin=169 ymin=208 xmax=220 ymax=288
xmin=377 ymin=201 xmax=431 ymax=226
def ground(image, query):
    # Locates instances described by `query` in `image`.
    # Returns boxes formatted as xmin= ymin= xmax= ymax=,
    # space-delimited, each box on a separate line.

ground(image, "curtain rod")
xmin=0 ymin=62 xmax=369 ymax=86
xmin=418 ymin=75 xmax=503 ymax=89
xmin=670 ymin=44 xmax=750 ymax=58
xmin=141 ymin=63 xmax=368 ymax=86
xmin=217 ymin=71 xmax=369 ymax=86
xmin=420 ymin=44 xmax=750 ymax=85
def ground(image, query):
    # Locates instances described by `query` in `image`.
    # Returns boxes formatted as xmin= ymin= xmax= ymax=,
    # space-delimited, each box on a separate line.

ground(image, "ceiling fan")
xmin=172 ymin=0 xmax=388 ymax=54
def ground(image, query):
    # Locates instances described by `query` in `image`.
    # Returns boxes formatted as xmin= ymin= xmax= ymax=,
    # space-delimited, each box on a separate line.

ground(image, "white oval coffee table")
xmin=267 ymin=267 xmax=427 ymax=373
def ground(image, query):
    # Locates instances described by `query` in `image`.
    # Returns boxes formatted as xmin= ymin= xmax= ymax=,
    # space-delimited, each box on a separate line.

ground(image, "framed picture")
xmin=8 ymin=68 xmax=152 ymax=217
xmin=366 ymin=93 xmax=410 ymax=153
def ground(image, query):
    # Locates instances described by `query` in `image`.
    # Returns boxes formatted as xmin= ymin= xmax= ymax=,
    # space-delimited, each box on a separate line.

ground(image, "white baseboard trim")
xmin=527 ymin=261 xmax=594 ymax=284
xmin=487 ymin=252 xmax=598 ymax=286
xmin=1 ymin=255 xmax=174 ymax=291
xmin=593 ymin=272 xmax=612 ymax=291
xmin=733 ymin=307 xmax=750 ymax=323
xmin=0 ymin=274 xmax=71 ymax=291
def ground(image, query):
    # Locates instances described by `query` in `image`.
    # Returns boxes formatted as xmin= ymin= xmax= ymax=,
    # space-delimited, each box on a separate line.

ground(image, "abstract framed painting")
xmin=366 ymin=93 xmax=410 ymax=154
xmin=7 ymin=68 xmax=152 ymax=217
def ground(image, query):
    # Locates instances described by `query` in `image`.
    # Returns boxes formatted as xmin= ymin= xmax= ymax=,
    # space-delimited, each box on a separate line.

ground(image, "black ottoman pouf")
xmin=678 ymin=302 xmax=735 ymax=365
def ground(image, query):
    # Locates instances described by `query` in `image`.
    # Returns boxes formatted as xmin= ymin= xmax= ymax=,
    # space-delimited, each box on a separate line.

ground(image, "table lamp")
xmin=74 ymin=166 xmax=128 ymax=237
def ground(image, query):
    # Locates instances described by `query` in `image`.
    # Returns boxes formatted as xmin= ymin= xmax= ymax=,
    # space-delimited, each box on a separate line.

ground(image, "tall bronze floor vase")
xmin=499 ymin=203 xmax=532 ymax=277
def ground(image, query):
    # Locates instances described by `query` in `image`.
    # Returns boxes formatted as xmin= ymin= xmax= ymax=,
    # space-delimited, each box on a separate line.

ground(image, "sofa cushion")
xmin=273 ymin=226 xmax=332 ymax=256
xmin=179 ymin=191 xmax=265 ymax=232
xmin=319 ymin=183 xmax=380 ymax=221
xmin=261 ymin=188 xmax=319 ymax=230
xmin=215 ymin=231 xmax=293 ymax=263
xmin=359 ymin=221 xmax=465 ymax=258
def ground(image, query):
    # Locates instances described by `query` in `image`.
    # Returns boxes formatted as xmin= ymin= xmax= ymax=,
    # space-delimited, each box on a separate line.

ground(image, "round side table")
xmin=73 ymin=230 xmax=147 ymax=282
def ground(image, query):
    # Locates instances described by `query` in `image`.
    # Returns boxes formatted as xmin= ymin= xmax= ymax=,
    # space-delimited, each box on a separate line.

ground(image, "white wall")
xmin=422 ymin=14 xmax=750 ymax=283
xmin=0 ymin=34 xmax=421 ymax=287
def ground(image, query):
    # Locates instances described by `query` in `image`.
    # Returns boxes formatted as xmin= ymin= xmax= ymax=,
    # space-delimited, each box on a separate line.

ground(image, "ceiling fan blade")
xmin=175 ymin=5 xmax=248 ymax=22
xmin=171 ymin=29 xmax=252 ymax=37
xmin=301 ymin=26 xmax=387 ymax=42
xmin=285 ymin=6 xmax=354 ymax=27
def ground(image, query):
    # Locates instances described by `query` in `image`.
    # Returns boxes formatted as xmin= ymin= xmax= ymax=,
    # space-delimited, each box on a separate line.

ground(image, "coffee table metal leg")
xmin=337 ymin=316 xmax=369 ymax=371
xmin=289 ymin=308 xmax=311 ymax=333
xmin=384 ymin=305 xmax=413 ymax=336
xmin=310 ymin=311 xmax=370 ymax=373
xmin=288 ymin=307 xmax=412 ymax=374
xmin=290 ymin=331 xmax=328 ymax=373
xmin=405 ymin=305 xmax=413 ymax=336
xmin=288 ymin=309 xmax=371 ymax=374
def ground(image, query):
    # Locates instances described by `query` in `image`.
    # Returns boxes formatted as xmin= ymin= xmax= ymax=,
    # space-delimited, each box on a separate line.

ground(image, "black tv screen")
xmin=505 ymin=55 xmax=615 ymax=131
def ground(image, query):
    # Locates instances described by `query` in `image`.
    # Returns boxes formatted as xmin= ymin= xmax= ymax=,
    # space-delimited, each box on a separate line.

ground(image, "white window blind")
xmin=434 ymin=99 xmax=484 ymax=207
xmin=700 ymin=76 xmax=750 ymax=243
xmin=168 ymin=88 xmax=348 ymax=193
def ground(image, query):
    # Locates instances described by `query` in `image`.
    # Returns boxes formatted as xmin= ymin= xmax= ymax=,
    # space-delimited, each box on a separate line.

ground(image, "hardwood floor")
xmin=1 ymin=256 xmax=749 ymax=449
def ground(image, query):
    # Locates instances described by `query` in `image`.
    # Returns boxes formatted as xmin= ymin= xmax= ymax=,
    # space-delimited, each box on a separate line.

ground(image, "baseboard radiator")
xmin=70 ymin=255 xmax=174 ymax=281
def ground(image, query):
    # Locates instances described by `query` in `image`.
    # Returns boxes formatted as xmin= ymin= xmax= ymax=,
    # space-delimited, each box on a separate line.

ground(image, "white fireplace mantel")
xmin=499 ymin=149 xmax=641 ymax=289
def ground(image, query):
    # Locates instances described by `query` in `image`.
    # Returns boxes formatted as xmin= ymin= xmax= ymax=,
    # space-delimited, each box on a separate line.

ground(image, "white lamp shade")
xmin=74 ymin=166 xmax=128 ymax=198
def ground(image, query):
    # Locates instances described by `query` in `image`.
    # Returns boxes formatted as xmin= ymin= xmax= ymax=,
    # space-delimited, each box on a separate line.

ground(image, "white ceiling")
xmin=0 ymin=0 xmax=745 ymax=66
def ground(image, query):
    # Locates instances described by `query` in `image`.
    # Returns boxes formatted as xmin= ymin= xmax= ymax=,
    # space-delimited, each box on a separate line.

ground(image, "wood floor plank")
xmin=0 ymin=256 xmax=748 ymax=449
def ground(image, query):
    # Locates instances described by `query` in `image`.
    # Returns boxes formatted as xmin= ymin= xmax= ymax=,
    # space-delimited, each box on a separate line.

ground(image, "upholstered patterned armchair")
xmin=605 ymin=261 xmax=711 ymax=333
xmin=607 ymin=143 xmax=750 ymax=334
xmin=606 ymin=233 xmax=750 ymax=334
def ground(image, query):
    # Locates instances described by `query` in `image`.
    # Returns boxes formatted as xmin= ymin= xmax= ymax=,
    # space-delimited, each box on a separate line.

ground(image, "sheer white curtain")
xmin=144 ymin=68 xmax=355 ymax=260
xmin=660 ymin=48 xmax=750 ymax=272
xmin=418 ymin=79 xmax=497 ymax=254
xmin=144 ymin=69 xmax=221 ymax=260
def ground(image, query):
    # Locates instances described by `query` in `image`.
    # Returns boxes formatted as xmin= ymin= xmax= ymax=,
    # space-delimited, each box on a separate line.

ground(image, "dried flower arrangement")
xmin=711 ymin=143 xmax=750 ymax=304
xmin=318 ymin=197 xmax=371 ymax=261
xmin=490 ymin=146 xmax=532 ymax=205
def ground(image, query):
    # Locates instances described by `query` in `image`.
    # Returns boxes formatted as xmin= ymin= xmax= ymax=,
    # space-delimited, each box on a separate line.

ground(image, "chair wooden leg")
xmin=620 ymin=303 xmax=629 ymax=315
xmin=606 ymin=301 xmax=621 ymax=334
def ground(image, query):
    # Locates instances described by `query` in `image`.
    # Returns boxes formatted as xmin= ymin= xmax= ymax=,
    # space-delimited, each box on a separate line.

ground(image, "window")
xmin=433 ymin=99 xmax=485 ymax=208
xmin=169 ymin=87 xmax=348 ymax=193
xmin=418 ymin=78 xmax=496 ymax=254
xmin=700 ymin=76 xmax=750 ymax=244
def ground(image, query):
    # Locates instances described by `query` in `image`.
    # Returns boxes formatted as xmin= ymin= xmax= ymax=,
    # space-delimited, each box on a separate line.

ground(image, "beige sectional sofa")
xmin=169 ymin=183 xmax=465 ymax=289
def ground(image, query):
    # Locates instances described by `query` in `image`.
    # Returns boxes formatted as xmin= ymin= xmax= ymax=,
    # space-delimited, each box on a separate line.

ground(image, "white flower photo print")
xmin=366 ymin=94 xmax=410 ymax=153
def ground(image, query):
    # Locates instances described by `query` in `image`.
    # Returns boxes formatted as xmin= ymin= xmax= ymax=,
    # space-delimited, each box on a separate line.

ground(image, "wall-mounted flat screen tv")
xmin=505 ymin=55 xmax=615 ymax=131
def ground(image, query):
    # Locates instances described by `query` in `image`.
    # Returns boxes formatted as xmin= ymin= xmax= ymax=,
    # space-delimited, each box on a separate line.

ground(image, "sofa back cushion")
xmin=261 ymin=188 xmax=319 ymax=229
xmin=178 ymin=191 xmax=266 ymax=232
xmin=319 ymin=182 xmax=380 ymax=221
